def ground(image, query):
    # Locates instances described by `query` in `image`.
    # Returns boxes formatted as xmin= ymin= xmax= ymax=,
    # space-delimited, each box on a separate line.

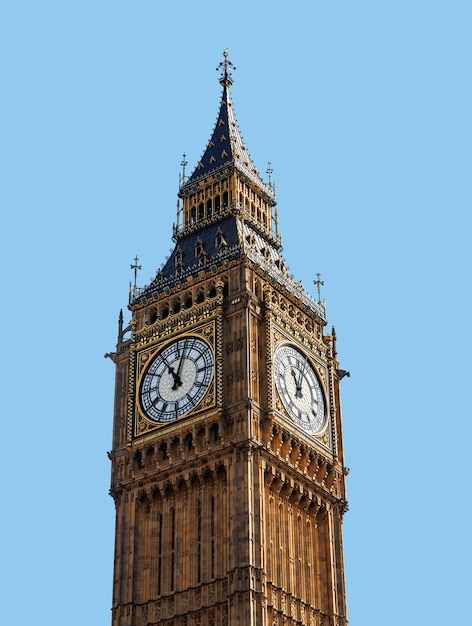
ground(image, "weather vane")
xmin=217 ymin=48 xmax=236 ymax=86
xmin=130 ymin=255 xmax=142 ymax=296
xmin=314 ymin=272 xmax=324 ymax=304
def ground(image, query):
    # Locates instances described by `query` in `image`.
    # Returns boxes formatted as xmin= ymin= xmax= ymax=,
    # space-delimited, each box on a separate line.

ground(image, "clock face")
xmin=274 ymin=344 xmax=326 ymax=433
xmin=139 ymin=336 xmax=214 ymax=423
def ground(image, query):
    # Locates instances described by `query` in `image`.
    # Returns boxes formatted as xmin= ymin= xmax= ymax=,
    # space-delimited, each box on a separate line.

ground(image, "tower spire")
xmin=182 ymin=50 xmax=273 ymax=198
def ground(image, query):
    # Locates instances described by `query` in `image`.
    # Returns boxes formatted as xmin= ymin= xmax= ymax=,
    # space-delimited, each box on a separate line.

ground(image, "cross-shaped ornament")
xmin=314 ymin=272 xmax=324 ymax=304
xmin=130 ymin=256 xmax=142 ymax=294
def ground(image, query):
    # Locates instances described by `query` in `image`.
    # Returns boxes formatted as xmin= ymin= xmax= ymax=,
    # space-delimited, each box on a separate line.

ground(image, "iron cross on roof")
xmin=180 ymin=153 xmax=188 ymax=185
xmin=266 ymin=161 xmax=274 ymax=190
xmin=130 ymin=255 xmax=142 ymax=295
xmin=314 ymin=272 xmax=324 ymax=304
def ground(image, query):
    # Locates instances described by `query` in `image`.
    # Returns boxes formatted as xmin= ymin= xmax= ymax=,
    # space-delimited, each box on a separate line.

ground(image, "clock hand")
xmin=295 ymin=355 xmax=308 ymax=399
xmin=172 ymin=345 xmax=188 ymax=390
xmin=160 ymin=354 xmax=181 ymax=388
xmin=291 ymin=368 xmax=303 ymax=398
xmin=298 ymin=354 xmax=308 ymax=387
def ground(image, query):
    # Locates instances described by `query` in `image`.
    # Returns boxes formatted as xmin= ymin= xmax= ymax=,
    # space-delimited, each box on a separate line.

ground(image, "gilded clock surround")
xmin=269 ymin=318 xmax=333 ymax=451
xmin=135 ymin=325 xmax=216 ymax=433
xmin=108 ymin=51 xmax=348 ymax=626
xmin=273 ymin=342 xmax=328 ymax=432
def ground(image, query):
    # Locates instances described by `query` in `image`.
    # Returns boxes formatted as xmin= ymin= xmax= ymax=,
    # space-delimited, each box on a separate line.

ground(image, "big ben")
xmin=108 ymin=50 xmax=349 ymax=626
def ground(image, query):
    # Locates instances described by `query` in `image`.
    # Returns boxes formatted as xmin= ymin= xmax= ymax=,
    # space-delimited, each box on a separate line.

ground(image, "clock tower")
xmin=108 ymin=50 xmax=349 ymax=626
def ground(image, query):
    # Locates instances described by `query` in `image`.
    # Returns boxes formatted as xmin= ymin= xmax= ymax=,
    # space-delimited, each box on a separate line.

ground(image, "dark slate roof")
xmin=134 ymin=216 xmax=242 ymax=302
xmin=160 ymin=215 xmax=240 ymax=278
xmin=133 ymin=213 xmax=326 ymax=321
xmin=182 ymin=80 xmax=272 ymax=198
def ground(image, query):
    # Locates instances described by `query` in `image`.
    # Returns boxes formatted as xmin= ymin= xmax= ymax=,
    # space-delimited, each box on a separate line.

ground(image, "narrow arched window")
xmin=184 ymin=294 xmax=193 ymax=309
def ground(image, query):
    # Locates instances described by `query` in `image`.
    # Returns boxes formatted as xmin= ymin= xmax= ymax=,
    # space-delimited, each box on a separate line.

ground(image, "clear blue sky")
xmin=1 ymin=2 xmax=471 ymax=624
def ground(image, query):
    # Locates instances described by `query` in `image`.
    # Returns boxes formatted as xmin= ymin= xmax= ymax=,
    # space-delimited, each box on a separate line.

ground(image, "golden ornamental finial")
xmin=217 ymin=48 xmax=236 ymax=86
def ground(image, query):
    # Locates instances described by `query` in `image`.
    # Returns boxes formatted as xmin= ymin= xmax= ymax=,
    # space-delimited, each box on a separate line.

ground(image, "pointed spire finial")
xmin=266 ymin=161 xmax=274 ymax=191
xmin=175 ymin=198 xmax=181 ymax=233
xmin=130 ymin=255 xmax=142 ymax=297
xmin=314 ymin=272 xmax=324 ymax=304
xmin=217 ymin=48 xmax=236 ymax=86
xmin=117 ymin=308 xmax=124 ymax=344
xmin=180 ymin=153 xmax=188 ymax=185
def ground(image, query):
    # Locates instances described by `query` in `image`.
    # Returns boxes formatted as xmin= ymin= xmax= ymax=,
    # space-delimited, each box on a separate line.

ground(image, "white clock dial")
xmin=139 ymin=336 xmax=214 ymax=422
xmin=274 ymin=344 xmax=326 ymax=433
